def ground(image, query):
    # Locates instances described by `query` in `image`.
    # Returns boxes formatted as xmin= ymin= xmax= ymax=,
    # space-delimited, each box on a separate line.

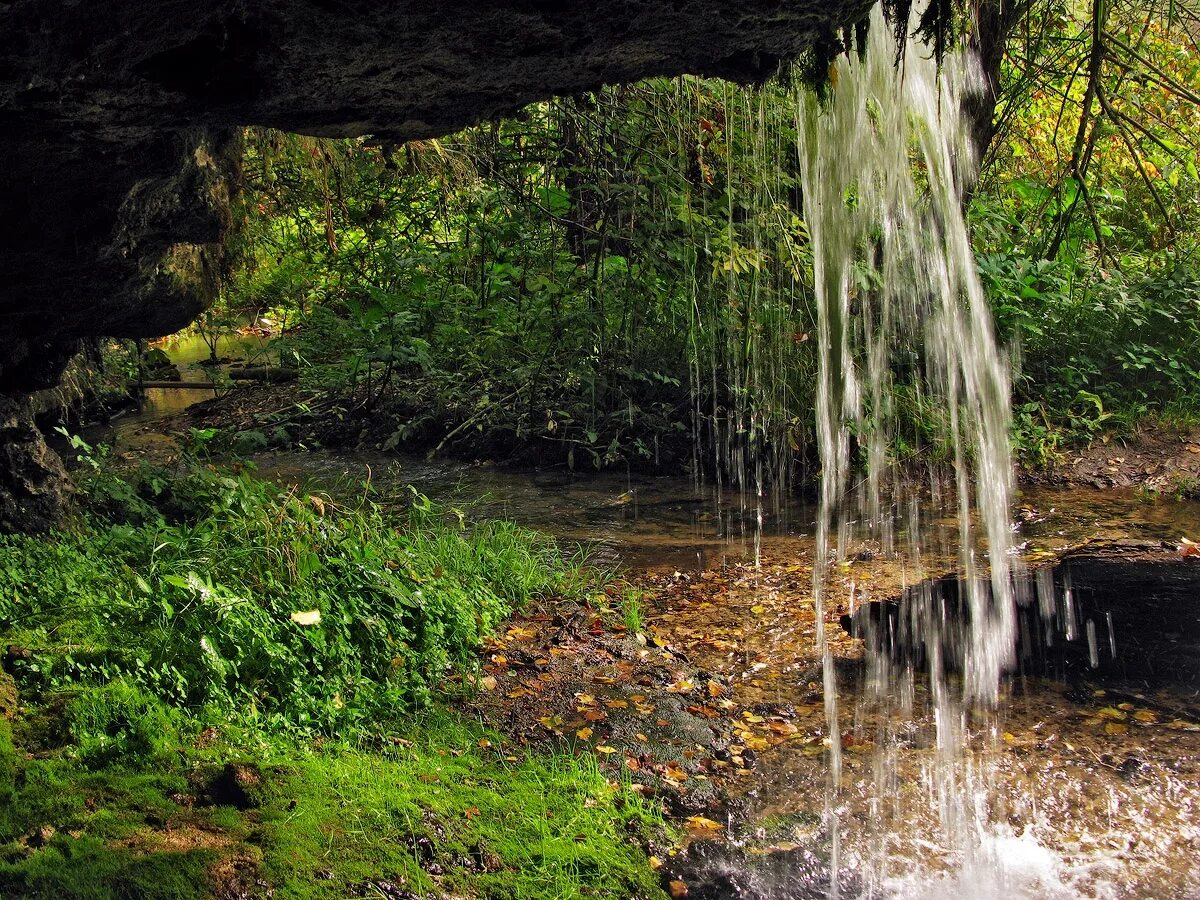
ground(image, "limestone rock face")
xmin=0 ymin=0 xmax=870 ymax=530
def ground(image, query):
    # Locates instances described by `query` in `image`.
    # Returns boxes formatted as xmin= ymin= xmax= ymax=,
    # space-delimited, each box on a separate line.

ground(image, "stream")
xmin=255 ymin=451 xmax=1199 ymax=898
xmin=107 ymin=370 xmax=1200 ymax=898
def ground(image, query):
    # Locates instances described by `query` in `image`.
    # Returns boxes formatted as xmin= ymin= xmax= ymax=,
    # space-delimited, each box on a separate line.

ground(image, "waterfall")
xmin=797 ymin=2 xmax=1018 ymax=892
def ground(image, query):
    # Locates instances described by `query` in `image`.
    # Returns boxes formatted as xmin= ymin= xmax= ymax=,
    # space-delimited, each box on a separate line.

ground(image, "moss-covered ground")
xmin=0 ymin=697 xmax=666 ymax=899
xmin=0 ymin=463 xmax=668 ymax=899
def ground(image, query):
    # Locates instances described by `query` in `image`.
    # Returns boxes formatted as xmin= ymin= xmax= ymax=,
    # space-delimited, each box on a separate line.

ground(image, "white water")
xmin=797 ymin=4 xmax=1020 ymax=893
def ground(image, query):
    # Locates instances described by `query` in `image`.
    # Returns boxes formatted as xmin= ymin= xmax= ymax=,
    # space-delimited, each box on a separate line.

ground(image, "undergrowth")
xmin=0 ymin=464 xmax=667 ymax=898
xmin=0 ymin=463 xmax=596 ymax=733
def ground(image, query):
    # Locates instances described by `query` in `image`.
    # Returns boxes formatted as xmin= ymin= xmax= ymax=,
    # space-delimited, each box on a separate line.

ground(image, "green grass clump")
xmin=0 ymin=464 xmax=594 ymax=734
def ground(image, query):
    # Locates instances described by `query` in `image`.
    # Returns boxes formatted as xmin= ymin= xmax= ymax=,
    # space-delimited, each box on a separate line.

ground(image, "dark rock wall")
xmin=0 ymin=0 xmax=871 ymax=529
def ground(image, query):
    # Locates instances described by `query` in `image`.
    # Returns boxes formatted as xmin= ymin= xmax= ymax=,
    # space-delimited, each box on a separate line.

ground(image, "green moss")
xmin=65 ymin=681 xmax=182 ymax=768
xmin=0 ymin=835 xmax=217 ymax=900
xmin=253 ymin=716 xmax=665 ymax=899
xmin=0 ymin=719 xmax=15 ymax=802
xmin=0 ymin=705 xmax=665 ymax=900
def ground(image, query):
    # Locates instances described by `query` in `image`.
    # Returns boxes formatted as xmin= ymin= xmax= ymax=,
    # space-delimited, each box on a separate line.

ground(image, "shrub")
xmin=0 ymin=465 xmax=594 ymax=735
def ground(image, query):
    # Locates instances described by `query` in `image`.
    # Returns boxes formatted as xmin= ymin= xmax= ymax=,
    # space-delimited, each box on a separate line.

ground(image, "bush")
xmin=0 ymin=465 xmax=597 ymax=734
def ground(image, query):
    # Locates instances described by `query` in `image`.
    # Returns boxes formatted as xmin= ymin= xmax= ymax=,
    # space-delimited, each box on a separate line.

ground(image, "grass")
xmin=0 ymin=463 xmax=667 ymax=898
xmin=0 ymin=462 xmax=603 ymax=732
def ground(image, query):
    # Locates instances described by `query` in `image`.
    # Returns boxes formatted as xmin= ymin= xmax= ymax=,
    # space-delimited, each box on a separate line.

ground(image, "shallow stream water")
xmin=239 ymin=449 xmax=1200 ymax=899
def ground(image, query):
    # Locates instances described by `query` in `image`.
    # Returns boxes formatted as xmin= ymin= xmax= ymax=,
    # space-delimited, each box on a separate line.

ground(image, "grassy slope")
xmin=0 ymin=465 xmax=667 ymax=899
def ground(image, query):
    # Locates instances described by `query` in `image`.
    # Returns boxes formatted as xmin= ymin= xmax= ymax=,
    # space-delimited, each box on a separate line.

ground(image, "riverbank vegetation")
xmin=0 ymin=462 xmax=666 ymax=898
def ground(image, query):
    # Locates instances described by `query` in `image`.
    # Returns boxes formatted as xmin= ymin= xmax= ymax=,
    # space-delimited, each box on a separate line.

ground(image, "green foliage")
xmin=219 ymin=79 xmax=817 ymax=480
xmin=0 ymin=709 xmax=664 ymax=900
xmin=64 ymin=681 xmax=181 ymax=768
xmin=0 ymin=465 xmax=596 ymax=733
xmin=0 ymin=720 xmax=15 ymax=803
xmin=970 ymin=5 xmax=1200 ymax=456
xmin=257 ymin=716 xmax=665 ymax=899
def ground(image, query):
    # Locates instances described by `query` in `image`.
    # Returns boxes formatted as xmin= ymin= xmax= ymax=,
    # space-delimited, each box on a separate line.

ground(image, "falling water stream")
xmin=797 ymin=4 xmax=1019 ymax=894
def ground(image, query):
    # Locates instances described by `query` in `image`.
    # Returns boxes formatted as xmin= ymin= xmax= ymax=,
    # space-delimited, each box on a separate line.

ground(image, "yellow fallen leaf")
xmin=595 ymin=745 xmax=618 ymax=754
xmin=1134 ymin=709 xmax=1157 ymax=723
xmin=289 ymin=609 xmax=321 ymax=626
xmin=685 ymin=815 xmax=723 ymax=831
xmin=575 ymin=727 xmax=593 ymax=741
xmin=1104 ymin=722 xmax=1128 ymax=735
xmin=480 ymin=675 xmax=498 ymax=691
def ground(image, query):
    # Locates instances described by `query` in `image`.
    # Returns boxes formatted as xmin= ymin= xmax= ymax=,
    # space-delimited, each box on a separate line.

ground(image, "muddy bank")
xmin=1024 ymin=421 xmax=1200 ymax=494
xmin=107 ymin=371 xmax=1200 ymax=501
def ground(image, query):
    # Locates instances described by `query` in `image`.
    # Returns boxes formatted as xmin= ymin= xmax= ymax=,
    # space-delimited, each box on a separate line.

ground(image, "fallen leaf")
xmin=289 ymin=609 xmax=322 ymax=626
xmin=665 ymin=677 xmax=696 ymax=694
xmin=480 ymin=675 xmax=498 ymax=691
xmin=575 ymin=727 xmax=593 ymax=741
xmin=595 ymin=745 xmax=618 ymax=754
xmin=685 ymin=815 xmax=723 ymax=831
xmin=669 ymin=880 xmax=689 ymax=898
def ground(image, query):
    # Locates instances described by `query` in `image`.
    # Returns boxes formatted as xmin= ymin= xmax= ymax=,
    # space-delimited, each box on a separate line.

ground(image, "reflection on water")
xmin=252 ymin=449 xmax=812 ymax=571
xmin=131 ymin=331 xmax=270 ymax=423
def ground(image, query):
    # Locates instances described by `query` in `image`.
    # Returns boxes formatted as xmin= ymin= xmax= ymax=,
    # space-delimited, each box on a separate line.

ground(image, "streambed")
xmin=238 ymin=449 xmax=1200 ymax=899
